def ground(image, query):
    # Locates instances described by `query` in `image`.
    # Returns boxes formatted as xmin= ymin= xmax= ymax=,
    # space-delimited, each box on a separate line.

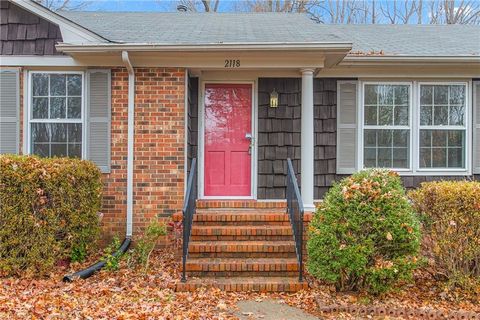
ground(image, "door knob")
xmin=245 ymin=133 xmax=252 ymax=140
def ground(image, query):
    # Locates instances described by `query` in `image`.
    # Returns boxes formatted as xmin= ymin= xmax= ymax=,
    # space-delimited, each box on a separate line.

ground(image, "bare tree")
xmin=34 ymin=0 xmax=90 ymax=11
xmin=178 ymin=0 xmax=221 ymax=12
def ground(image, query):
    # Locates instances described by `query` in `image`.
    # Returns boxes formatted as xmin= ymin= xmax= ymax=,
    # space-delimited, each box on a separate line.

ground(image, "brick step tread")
xmin=191 ymin=225 xmax=293 ymax=236
xmin=176 ymin=277 xmax=308 ymax=292
xmin=186 ymin=258 xmax=299 ymax=272
xmin=193 ymin=212 xmax=290 ymax=223
xmin=196 ymin=200 xmax=287 ymax=209
xmin=188 ymin=241 xmax=295 ymax=253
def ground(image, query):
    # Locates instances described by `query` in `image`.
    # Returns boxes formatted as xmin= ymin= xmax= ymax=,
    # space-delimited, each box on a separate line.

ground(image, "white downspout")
xmin=122 ymin=51 xmax=134 ymax=238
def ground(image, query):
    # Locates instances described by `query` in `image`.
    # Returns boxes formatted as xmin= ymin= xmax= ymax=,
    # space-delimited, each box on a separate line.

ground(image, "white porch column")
xmin=301 ymin=68 xmax=315 ymax=212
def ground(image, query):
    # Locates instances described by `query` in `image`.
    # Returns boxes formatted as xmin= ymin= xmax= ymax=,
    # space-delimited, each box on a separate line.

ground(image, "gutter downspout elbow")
xmin=122 ymin=51 xmax=134 ymax=238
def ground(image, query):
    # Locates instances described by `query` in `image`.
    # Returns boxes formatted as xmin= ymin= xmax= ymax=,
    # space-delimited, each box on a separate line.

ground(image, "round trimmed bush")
xmin=0 ymin=155 xmax=102 ymax=277
xmin=307 ymin=169 xmax=421 ymax=295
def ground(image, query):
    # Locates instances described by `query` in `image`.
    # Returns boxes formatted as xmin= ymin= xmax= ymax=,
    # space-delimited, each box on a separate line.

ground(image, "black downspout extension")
xmin=62 ymin=237 xmax=131 ymax=282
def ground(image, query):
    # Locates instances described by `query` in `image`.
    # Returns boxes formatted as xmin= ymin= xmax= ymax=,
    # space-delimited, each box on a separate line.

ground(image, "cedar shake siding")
xmin=0 ymin=1 xmax=63 ymax=55
xmin=187 ymin=76 xmax=198 ymax=176
xmin=257 ymin=78 xmax=302 ymax=199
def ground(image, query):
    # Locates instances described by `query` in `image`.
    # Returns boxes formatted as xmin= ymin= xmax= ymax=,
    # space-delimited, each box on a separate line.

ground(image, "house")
xmin=1 ymin=0 xmax=479 ymax=291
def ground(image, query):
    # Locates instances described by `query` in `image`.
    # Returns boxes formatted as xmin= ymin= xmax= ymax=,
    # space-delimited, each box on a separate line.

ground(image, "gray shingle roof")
xmin=59 ymin=11 xmax=480 ymax=57
xmin=59 ymin=12 xmax=343 ymax=44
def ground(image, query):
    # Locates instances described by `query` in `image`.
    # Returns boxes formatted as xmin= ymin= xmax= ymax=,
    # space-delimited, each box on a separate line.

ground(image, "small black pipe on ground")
xmin=63 ymin=237 xmax=131 ymax=282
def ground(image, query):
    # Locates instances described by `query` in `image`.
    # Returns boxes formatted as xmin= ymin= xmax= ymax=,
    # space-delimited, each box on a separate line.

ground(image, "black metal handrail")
xmin=181 ymin=158 xmax=197 ymax=282
xmin=286 ymin=158 xmax=304 ymax=282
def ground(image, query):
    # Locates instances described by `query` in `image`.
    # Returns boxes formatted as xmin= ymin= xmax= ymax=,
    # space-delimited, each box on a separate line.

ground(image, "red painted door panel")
xmin=204 ymin=83 xmax=252 ymax=196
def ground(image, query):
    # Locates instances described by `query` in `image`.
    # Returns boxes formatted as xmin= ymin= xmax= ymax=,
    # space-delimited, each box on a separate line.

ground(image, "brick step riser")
xmin=188 ymin=246 xmax=296 ymax=254
xmin=193 ymin=221 xmax=291 ymax=226
xmin=189 ymin=252 xmax=297 ymax=258
xmin=176 ymin=282 xmax=307 ymax=292
xmin=186 ymin=271 xmax=299 ymax=277
xmin=190 ymin=235 xmax=294 ymax=241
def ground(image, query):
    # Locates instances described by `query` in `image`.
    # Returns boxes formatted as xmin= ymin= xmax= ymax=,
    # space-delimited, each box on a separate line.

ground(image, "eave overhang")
xmin=341 ymin=55 xmax=480 ymax=66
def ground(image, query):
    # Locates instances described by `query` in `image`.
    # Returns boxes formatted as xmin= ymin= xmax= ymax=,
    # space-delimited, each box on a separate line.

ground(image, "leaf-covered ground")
xmin=1 ymin=249 xmax=478 ymax=319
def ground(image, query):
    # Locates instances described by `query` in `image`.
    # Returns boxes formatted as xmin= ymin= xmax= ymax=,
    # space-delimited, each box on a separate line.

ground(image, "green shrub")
xmin=127 ymin=220 xmax=166 ymax=272
xmin=0 ymin=155 xmax=102 ymax=277
xmin=307 ymin=169 xmax=421 ymax=295
xmin=103 ymin=236 xmax=122 ymax=272
xmin=409 ymin=180 xmax=480 ymax=290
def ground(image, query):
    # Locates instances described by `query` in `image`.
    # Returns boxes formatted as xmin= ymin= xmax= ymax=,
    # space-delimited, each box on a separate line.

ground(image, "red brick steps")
xmin=176 ymin=277 xmax=307 ymax=292
xmin=190 ymin=225 xmax=293 ymax=241
xmin=177 ymin=201 xmax=308 ymax=292
xmin=185 ymin=257 xmax=299 ymax=277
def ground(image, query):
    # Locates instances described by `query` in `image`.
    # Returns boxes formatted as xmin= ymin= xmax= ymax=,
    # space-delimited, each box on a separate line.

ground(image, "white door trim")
xmin=198 ymin=79 xmax=258 ymax=200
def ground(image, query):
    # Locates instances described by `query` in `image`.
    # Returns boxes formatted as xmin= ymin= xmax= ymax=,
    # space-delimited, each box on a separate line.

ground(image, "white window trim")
xmin=358 ymin=80 xmax=472 ymax=176
xmin=25 ymin=70 xmax=87 ymax=159
xmin=359 ymin=81 xmax=414 ymax=172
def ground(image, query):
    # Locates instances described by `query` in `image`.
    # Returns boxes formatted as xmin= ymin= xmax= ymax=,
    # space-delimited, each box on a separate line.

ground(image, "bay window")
xmin=28 ymin=72 xmax=84 ymax=158
xmin=361 ymin=81 xmax=470 ymax=174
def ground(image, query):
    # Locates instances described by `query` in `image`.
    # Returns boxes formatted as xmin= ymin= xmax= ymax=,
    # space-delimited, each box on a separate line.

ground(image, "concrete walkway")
xmin=235 ymin=299 xmax=320 ymax=320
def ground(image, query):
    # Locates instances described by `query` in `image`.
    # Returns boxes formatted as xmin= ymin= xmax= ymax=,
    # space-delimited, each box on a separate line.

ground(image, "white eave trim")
xmin=56 ymin=42 xmax=353 ymax=53
xmin=11 ymin=0 xmax=108 ymax=43
xmin=342 ymin=55 xmax=480 ymax=65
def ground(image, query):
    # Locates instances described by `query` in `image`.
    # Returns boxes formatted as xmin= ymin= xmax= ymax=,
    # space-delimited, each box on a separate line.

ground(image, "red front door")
xmin=204 ymin=83 xmax=252 ymax=197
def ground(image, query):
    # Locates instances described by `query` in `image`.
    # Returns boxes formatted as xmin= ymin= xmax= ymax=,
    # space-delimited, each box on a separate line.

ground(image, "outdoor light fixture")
xmin=270 ymin=89 xmax=278 ymax=108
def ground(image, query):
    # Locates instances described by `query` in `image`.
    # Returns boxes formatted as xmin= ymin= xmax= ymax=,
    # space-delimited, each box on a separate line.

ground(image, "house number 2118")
xmin=224 ymin=59 xmax=240 ymax=68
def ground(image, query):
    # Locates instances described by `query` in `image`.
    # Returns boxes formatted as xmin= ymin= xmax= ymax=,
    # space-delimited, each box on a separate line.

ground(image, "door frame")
xmin=198 ymin=80 xmax=258 ymax=199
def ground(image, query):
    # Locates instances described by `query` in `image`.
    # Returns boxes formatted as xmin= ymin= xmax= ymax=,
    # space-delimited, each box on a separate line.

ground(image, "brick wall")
xmin=101 ymin=67 xmax=186 ymax=238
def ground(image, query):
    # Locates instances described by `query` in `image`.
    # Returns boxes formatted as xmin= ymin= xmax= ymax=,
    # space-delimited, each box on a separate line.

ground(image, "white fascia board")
xmin=0 ymin=55 xmax=82 ymax=67
xmin=56 ymin=42 xmax=353 ymax=53
xmin=342 ymin=55 xmax=480 ymax=65
xmin=11 ymin=0 xmax=108 ymax=44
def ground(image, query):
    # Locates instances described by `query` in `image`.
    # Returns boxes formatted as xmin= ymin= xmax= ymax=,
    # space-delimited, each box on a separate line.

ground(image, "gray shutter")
xmin=336 ymin=81 xmax=358 ymax=174
xmin=0 ymin=69 xmax=20 ymax=154
xmin=474 ymin=81 xmax=480 ymax=174
xmin=87 ymin=69 xmax=111 ymax=173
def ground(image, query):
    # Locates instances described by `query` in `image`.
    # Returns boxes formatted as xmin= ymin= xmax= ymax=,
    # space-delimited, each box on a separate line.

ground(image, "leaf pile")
xmin=1 ymin=249 xmax=478 ymax=319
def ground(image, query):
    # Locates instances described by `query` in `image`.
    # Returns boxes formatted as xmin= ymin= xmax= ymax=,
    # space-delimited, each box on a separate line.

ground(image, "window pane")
xmin=394 ymin=106 xmax=408 ymax=125
xmin=394 ymin=85 xmax=409 ymax=105
xmin=32 ymin=74 xmax=48 ymax=96
xmin=378 ymin=85 xmax=394 ymax=105
xmin=51 ymin=144 xmax=67 ymax=157
xmin=448 ymin=130 xmax=464 ymax=147
xmin=420 ymin=85 xmax=433 ymax=105
xmin=67 ymin=75 xmax=82 ymax=96
xmin=378 ymin=105 xmax=393 ymax=125
xmin=50 ymin=74 xmax=66 ymax=96
xmin=364 ymin=85 xmax=377 ymax=105
xmin=69 ymin=144 xmax=82 ymax=158
xmin=67 ymin=97 xmax=81 ymax=119
xmin=31 ymin=123 xmax=49 ymax=143
xmin=449 ymin=105 xmax=464 ymax=126
xmin=32 ymin=97 xmax=48 ymax=119
xmin=364 ymin=147 xmax=377 ymax=167
xmin=393 ymin=130 xmax=408 ymax=147
xmin=420 ymin=130 xmax=431 ymax=147
xmin=432 ymin=130 xmax=447 ymax=147
xmin=448 ymin=148 xmax=464 ymax=168
xmin=393 ymin=148 xmax=408 ymax=168
xmin=433 ymin=105 xmax=448 ymax=125
xmin=432 ymin=148 xmax=447 ymax=167
xmin=50 ymin=97 xmax=66 ymax=119
xmin=419 ymin=148 xmax=431 ymax=168
xmin=449 ymin=85 xmax=465 ymax=105
xmin=364 ymin=130 xmax=376 ymax=147
xmin=378 ymin=148 xmax=392 ymax=167
xmin=68 ymin=123 xmax=82 ymax=143
xmin=420 ymin=105 xmax=432 ymax=125
xmin=434 ymin=85 xmax=448 ymax=104
xmin=51 ymin=123 xmax=67 ymax=142
xmin=33 ymin=144 xmax=49 ymax=157
xmin=365 ymin=105 xmax=377 ymax=125
xmin=378 ymin=130 xmax=392 ymax=147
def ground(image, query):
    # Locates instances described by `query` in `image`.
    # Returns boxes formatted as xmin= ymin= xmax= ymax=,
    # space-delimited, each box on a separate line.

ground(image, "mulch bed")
xmin=1 ymin=249 xmax=478 ymax=319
